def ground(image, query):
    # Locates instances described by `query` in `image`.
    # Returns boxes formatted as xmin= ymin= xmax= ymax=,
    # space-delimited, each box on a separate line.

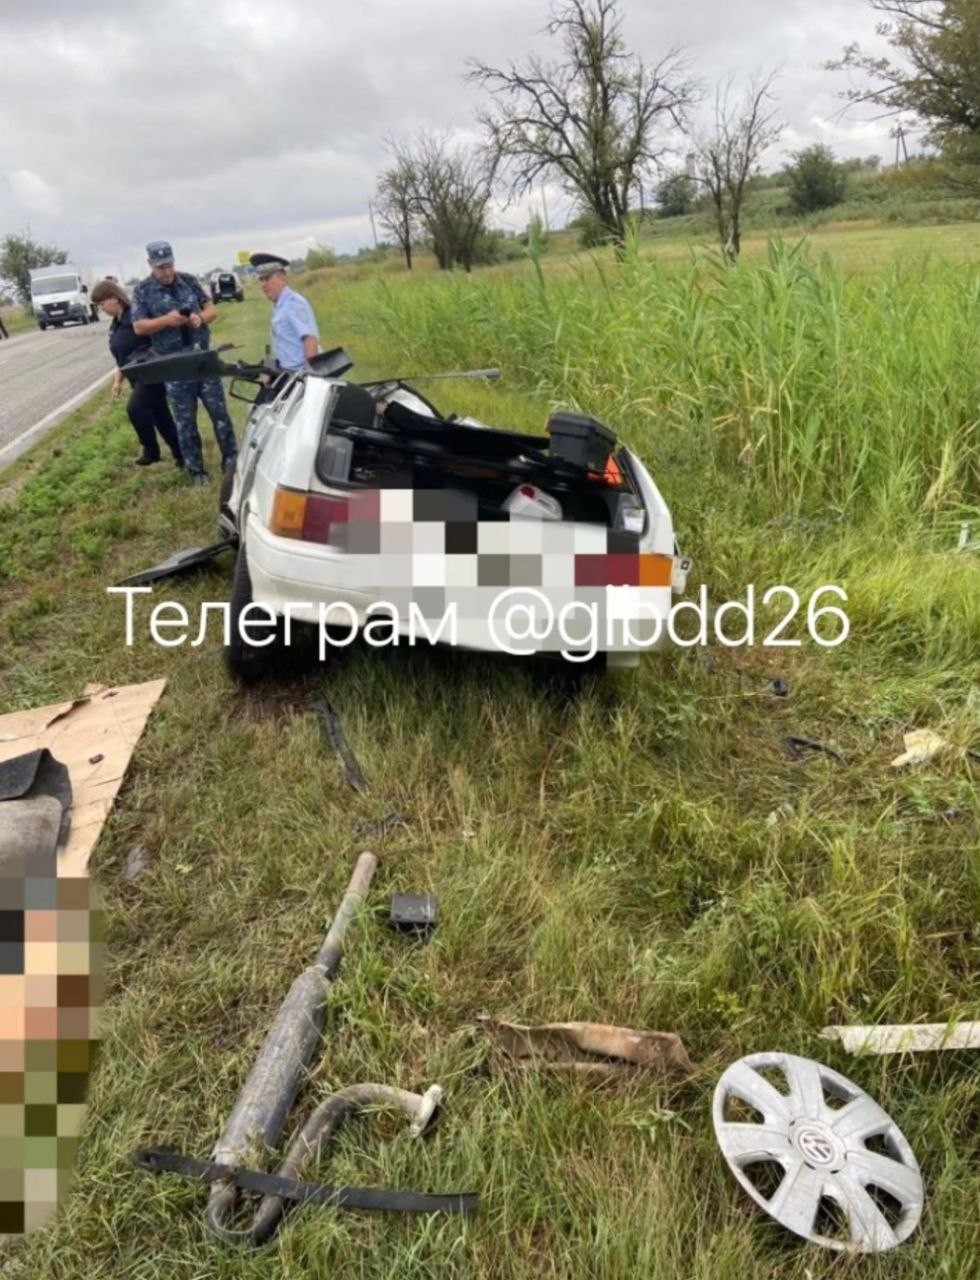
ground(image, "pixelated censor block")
xmin=0 ymin=682 xmax=163 ymax=1242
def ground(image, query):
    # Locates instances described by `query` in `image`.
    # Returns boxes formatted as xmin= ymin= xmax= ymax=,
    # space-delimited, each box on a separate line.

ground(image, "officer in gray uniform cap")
xmin=131 ymin=241 xmax=238 ymax=486
xmin=250 ymin=253 xmax=321 ymax=374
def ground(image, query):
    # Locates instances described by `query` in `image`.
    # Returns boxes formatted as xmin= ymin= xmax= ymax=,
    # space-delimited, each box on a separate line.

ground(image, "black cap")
xmin=249 ymin=253 xmax=289 ymax=278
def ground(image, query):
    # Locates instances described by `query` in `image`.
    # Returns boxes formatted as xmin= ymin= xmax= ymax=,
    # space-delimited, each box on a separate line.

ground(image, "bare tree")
xmin=375 ymin=161 xmax=417 ymax=270
xmin=693 ymin=75 xmax=782 ymax=262
xmin=468 ymin=0 xmax=698 ymax=252
xmin=391 ymin=133 xmax=497 ymax=272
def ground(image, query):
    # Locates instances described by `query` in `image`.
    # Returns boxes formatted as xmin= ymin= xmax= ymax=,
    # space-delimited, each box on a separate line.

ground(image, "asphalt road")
xmin=0 ymin=322 xmax=114 ymax=473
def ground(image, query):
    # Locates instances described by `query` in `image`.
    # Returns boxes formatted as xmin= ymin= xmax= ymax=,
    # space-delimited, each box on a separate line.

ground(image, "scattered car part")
xmin=713 ymin=1051 xmax=923 ymax=1253
xmin=245 ymin=1082 xmax=454 ymax=1242
xmin=785 ymin=737 xmax=845 ymax=765
xmin=389 ymin=894 xmax=438 ymax=939
xmin=354 ymin=812 xmax=410 ymax=841
xmin=202 ymin=852 xmax=377 ymax=1242
xmin=132 ymin=1127 xmax=476 ymax=1231
xmin=820 ymin=1022 xmax=980 ymax=1055
xmin=313 ymin=700 xmax=371 ymax=794
xmin=132 ymin=854 xmax=477 ymax=1242
xmin=116 ymin=540 xmax=235 ymax=588
xmin=478 ymin=1017 xmax=694 ymax=1077
xmin=890 ymin=728 xmax=952 ymax=769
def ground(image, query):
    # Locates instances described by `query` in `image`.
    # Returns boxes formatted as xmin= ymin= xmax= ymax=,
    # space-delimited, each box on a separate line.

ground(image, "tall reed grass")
xmin=356 ymin=238 xmax=979 ymax=524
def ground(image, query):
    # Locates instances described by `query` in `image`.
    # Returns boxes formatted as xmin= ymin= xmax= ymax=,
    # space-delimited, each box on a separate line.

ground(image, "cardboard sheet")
xmin=0 ymin=679 xmax=166 ymax=874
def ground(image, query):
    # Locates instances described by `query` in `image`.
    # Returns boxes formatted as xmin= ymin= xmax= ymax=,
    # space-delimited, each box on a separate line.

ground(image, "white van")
xmin=29 ymin=264 xmax=99 ymax=330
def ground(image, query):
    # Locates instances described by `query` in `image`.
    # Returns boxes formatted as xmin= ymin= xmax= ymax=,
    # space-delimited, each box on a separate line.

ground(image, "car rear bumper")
xmin=245 ymin=512 xmax=676 ymax=658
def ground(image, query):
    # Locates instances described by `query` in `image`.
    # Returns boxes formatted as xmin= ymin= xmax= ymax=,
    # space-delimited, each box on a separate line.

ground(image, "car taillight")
xmin=575 ymin=553 xmax=673 ymax=587
xmin=613 ymin=493 xmax=646 ymax=535
xmin=269 ymin=487 xmax=350 ymax=543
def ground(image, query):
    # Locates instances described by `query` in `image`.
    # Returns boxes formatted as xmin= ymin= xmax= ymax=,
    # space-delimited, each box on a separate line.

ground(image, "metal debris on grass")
xmin=115 ymin=541 xmax=235 ymax=588
xmin=478 ymin=1017 xmax=695 ymax=1078
xmin=312 ymin=700 xmax=371 ymax=794
xmin=820 ymin=1022 xmax=980 ymax=1056
xmin=785 ymin=737 xmax=846 ymax=765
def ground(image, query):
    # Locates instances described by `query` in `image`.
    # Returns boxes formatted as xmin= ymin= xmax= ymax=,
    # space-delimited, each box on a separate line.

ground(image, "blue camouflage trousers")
xmin=164 ymin=377 xmax=238 ymax=477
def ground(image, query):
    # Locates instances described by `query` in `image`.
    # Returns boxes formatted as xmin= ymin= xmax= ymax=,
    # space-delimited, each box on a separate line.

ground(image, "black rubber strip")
xmin=313 ymin=700 xmax=371 ymax=794
xmin=785 ymin=736 xmax=846 ymax=765
xmin=131 ymin=1149 xmax=477 ymax=1215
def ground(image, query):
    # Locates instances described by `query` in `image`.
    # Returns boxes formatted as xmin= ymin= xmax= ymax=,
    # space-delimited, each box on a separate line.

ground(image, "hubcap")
xmin=712 ymin=1052 xmax=923 ymax=1253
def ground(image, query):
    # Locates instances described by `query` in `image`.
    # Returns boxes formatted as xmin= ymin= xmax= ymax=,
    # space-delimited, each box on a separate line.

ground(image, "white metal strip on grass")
xmin=821 ymin=1022 xmax=980 ymax=1055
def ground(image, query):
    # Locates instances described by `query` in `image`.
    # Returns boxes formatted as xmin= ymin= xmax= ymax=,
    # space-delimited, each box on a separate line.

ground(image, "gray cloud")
xmin=0 ymin=0 xmax=896 ymax=278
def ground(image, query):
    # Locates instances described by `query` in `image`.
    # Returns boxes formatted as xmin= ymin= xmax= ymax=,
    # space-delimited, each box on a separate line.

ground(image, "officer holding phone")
xmin=131 ymin=241 xmax=238 ymax=486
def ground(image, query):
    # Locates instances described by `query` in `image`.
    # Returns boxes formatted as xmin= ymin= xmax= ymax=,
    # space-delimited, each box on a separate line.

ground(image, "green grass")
xmin=0 ymin=239 xmax=978 ymax=1279
xmin=0 ymin=304 xmax=34 ymax=337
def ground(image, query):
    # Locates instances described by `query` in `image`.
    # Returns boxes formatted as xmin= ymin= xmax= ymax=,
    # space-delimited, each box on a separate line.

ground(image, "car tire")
xmin=38 ymin=322 xmax=47 ymax=331
xmin=218 ymin=466 xmax=239 ymax=545
xmin=225 ymin=543 xmax=284 ymax=681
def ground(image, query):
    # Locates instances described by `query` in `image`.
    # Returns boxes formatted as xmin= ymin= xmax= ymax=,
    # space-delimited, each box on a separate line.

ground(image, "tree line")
xmin=375 ymin=0 xmax=980 ymax=268
xmin=3 ymin=1 xmax=977 ymax=297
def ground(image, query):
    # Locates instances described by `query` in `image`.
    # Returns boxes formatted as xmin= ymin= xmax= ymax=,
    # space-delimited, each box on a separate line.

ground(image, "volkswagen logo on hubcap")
xmin=793 ymin=1122 xmax=842 ymax=1168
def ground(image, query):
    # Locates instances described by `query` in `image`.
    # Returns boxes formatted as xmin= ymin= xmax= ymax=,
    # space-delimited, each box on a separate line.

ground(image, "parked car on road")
xmin=209 ymin=271 xmax=244 ymax=304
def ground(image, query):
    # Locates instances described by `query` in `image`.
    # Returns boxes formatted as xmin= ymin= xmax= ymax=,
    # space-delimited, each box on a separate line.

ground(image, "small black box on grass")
xmin=389 ymin=894 xmax=438 ymax=939
xmin=546 ymin=411 xmax=616 ymax=472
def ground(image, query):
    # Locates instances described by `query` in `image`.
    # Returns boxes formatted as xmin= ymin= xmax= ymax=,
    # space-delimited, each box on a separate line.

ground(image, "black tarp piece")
xmin=0 ymin=752 xmax=73 ymax=972
xmin=0 ymin=748 xmax=72 ymax=855
xmin=115 ymin=540 xmax=236 ymax=588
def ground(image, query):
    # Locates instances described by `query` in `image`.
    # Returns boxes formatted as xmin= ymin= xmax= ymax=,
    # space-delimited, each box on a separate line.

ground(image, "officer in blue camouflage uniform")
xmin=131 ymin=241 xmax=238 ymax=486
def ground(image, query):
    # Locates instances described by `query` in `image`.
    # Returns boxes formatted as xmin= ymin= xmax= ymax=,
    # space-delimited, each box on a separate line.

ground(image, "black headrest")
xmin=329 ymin=382 xmax=377 ymax=429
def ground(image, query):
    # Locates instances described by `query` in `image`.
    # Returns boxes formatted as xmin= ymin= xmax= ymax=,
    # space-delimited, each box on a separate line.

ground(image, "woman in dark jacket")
xmin=90 ymin=279 xmax=183 ymax=467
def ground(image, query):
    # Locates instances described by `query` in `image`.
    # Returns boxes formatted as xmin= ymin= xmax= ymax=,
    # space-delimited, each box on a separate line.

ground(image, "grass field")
xmin=0 ymin=224 xmax=978 ymax=1279
xmin=0 ymin=305 xmax=34 ymax=338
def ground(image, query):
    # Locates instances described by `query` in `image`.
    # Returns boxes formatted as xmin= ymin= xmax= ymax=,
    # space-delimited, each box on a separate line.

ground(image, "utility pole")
xmin=367 ymin=200 xmax=378 ymax=249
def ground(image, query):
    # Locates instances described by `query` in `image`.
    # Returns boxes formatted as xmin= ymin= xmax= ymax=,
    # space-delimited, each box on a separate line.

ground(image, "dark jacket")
xmin=108 ymin=305 xmax=153 ymax=380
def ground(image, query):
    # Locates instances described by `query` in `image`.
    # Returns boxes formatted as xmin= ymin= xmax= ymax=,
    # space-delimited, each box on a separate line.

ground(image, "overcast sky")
xmin=0 ymin=0 xmax=901 ymax=280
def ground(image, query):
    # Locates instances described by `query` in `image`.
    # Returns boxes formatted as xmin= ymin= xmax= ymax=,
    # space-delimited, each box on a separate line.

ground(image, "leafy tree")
xmin=693 ymin=74 xmax=782 ymax=261
xmin=656 ymin=169 xmax=697 ymax=217
xmin=787 ymin=144 xmax=849 ymax=213
xmin=0 ymin=230 xmax=68 ymax=306
xmin=469 ymin=0 xmax=698 ymax=252
xmin=829 ymin=2 xmax=980 ymax=186
xmin=305 ymin=245 xmax=336 ymax=271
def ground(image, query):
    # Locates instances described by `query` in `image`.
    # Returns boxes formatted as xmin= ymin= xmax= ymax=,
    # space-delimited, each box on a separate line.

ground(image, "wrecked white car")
xmin=124 ymin=347 xmax=690 ymax=679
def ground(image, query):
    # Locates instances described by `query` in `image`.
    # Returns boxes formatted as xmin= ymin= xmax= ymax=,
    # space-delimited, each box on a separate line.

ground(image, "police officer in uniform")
xmin=131 ymin=241 xmax=238 ymax=486
xmin=249 ymin=253 xmax=321 ymax=373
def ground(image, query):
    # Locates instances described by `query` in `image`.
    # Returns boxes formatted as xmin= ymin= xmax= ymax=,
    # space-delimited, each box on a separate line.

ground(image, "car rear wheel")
xmin=225 ymin=544 xmax=285 ymax=681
